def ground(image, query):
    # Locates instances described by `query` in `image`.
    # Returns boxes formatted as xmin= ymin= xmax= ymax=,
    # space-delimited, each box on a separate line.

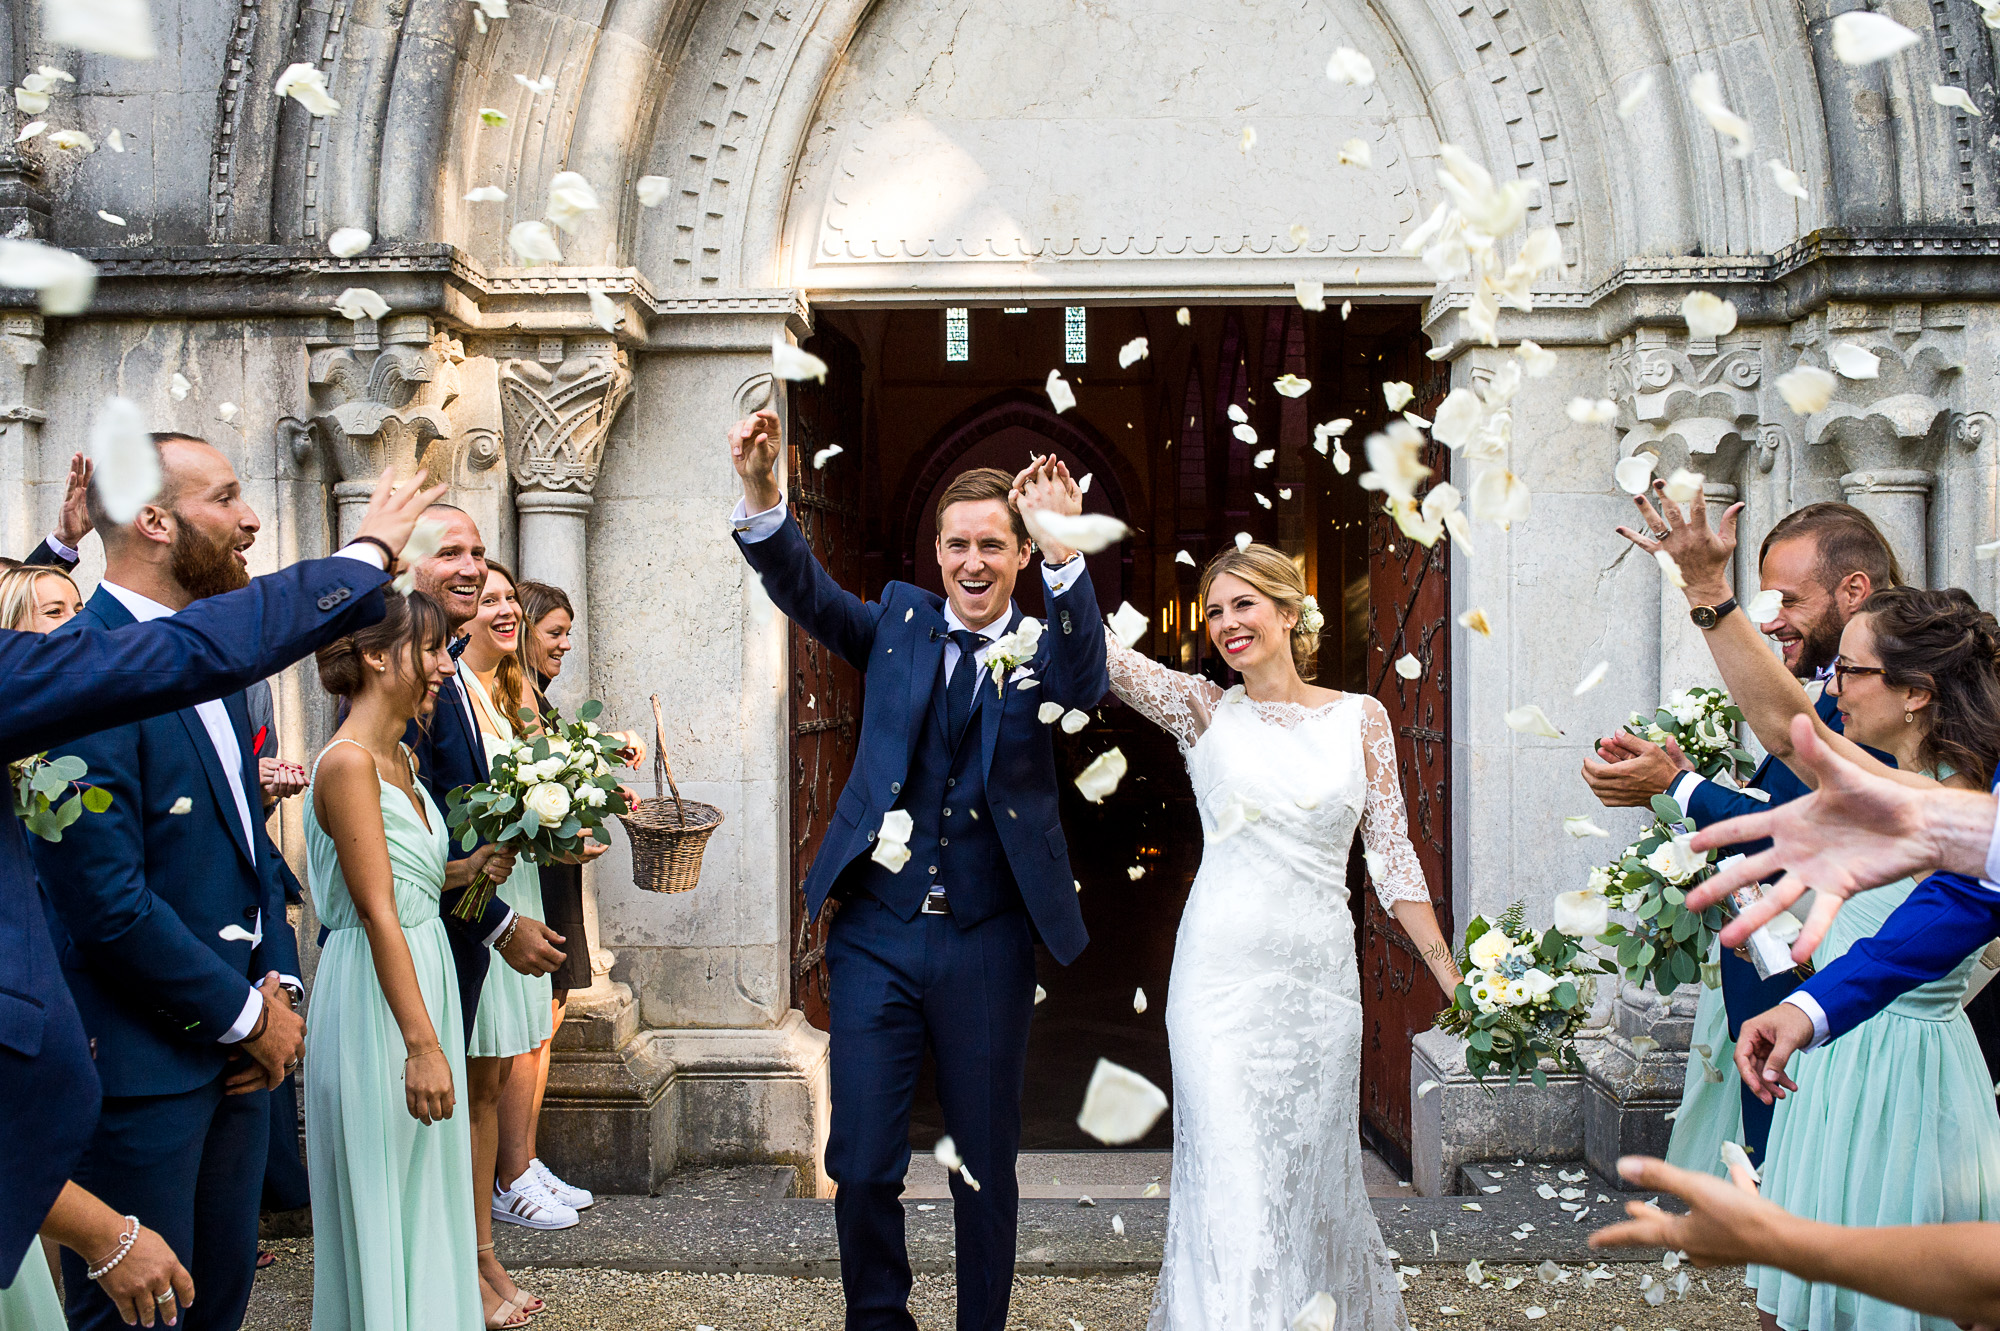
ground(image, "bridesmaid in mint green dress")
xmin=1663 ymin=939 xmax=1744 ymax=1179
xmin=304 ymin=592 xmax=490 ymax=1330
xmin=461 ymin=664 xmax=553 ymax=1061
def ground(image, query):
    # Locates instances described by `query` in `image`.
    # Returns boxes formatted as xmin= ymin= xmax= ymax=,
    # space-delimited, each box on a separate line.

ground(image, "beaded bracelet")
xmin=85 ymin=1216 xmax=140 ymax=1281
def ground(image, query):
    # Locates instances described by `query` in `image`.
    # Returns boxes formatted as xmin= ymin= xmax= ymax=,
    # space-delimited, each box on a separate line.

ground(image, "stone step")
xmin=1453 ymin=1158 xmax=1633 ymax=1205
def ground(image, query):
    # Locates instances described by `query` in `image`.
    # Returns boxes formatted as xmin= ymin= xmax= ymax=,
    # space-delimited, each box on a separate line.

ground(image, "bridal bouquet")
xmin=1624 ymin=685 xmax=1757 ymax=785
xmin=445 ymin=700 xmax=626 ymax=921
xmin=1436 ymin=903 xmax=1605 ymax=1085
xmin=10 ymin=751 xmax=111 ymax=842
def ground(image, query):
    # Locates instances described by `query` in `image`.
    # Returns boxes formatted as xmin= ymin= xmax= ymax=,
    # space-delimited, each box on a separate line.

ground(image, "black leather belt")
xmin=920 ymin=888 xmax=952 ymax=916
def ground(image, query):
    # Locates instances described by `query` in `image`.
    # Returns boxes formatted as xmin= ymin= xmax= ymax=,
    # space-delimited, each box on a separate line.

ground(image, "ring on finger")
xmin=155 ymin=1291 xmax=177 ymax=1305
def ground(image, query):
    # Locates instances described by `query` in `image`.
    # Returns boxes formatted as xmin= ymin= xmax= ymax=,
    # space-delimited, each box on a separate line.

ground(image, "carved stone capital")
xmin=499 ymin=337 xmax=633 ymax=494
xmin=1608 ymin=328 xmax=1762 ymax=481
xmin=1787 ymin=304 xmax=1963 ymax=473
xmin=299 ymin=322 xmax=463 ymax=485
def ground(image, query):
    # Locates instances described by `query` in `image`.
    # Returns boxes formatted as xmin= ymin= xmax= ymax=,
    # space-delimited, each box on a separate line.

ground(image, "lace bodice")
xmin=1105 ymin=633 xmax=1431 ymax=911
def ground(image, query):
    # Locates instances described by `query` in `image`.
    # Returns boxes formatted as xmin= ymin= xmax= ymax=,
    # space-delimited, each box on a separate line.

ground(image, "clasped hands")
xmin=1009 ymin=454 xmax=1084 ymax=565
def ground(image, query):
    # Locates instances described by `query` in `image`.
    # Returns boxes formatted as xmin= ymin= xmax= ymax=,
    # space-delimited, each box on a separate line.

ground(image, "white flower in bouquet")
xmin=1518 ymin=967 xmax=1561 ymax=999
xmin=1643 ymin=836 xmax=1709 ymax=884
xmin=578 ymin=784 xmax=608 ymax=809
xmin=1468 ymin=930 xmax=1511 ymax=971
xmin=1585 ymin=865 xmax=1614 ymax=895
xmin=1666 ymin=690 xmax=1706 ymax=726
xmin=1467 ymin=973 xmax=1501 ymax=1012
xmin=524 ymin=782 xmax=573 ymax=823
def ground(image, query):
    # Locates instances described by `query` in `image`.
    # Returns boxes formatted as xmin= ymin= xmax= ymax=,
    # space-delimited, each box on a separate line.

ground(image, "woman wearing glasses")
xmin=1623 ymin=486 xmax=2000 ymax=1331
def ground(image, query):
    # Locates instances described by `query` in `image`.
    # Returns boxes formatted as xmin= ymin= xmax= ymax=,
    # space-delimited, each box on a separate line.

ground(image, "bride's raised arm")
xmin=1103 ymin=630 xmax=1223 ymax=751
xmin=1357 ymin=694 xmax=1463 ymax=991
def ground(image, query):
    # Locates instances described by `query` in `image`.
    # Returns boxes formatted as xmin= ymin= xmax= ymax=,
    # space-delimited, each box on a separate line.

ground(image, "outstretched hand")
xmin=729 ymin=411 xmax=784 ymax=512
xmin=1615 ymin=476 xmax=1740 ymax=603
xmin=352 ymin=469 xmax=452 ymax=562
xmin=1589 ymin=1155 xmax=1778 ymax=1268
xmin=56 ymin=452 xmax=94 ymax=549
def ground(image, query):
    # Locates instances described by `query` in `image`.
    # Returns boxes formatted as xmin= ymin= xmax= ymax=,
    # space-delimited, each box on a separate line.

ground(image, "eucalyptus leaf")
xmin=1649 ymin=793 xmax=1684 ymax=824
xmin=578 ymin=699 xmax=604 ymax=722
xmin=81 ymin=785 xmax=112 ymax=814
xmin=461 ymin=827 xmax=478 ymax=852
xmin=49 ymin=755 xmax=87 ymax=781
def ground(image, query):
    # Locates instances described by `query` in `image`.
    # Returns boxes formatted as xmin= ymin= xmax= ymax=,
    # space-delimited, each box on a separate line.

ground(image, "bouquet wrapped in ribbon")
xmin=445 ymin=699 xmax=626 ymax=921
xmin=10 ymin=752 xmax=111 ymax=842
xmin=1436 ymin=902 xmax=1606 ymax=1085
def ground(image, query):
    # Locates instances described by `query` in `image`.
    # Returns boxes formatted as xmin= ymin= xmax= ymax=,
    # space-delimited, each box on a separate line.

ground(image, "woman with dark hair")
xmin=305 ymin=590 xmax=518 ymax=1329
xmin=1628 ymin=488 xmax=2000 ymax=1331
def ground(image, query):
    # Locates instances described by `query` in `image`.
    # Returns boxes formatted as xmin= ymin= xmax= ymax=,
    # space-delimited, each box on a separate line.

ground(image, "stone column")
xmin=0 ymin=314 xmax=47 ymax=558
xmin=1838 ymin=468 xmax=1933 ymax=587
xmin=499 ymin=337 xmax=632 ymax=997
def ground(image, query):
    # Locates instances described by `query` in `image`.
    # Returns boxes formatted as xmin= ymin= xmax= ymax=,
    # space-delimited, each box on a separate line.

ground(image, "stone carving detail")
xmin=674 ymin=5 xmax=799 ymax=283
xmin=1608 ymin=328 xmax=1762 ymax=480
xmin=1447 ymin=0 xmax=1577 ymax=264
xmin=1789 ymin=303 xmax=1963 ymax=471
xmin=302 ymin=326 xmax=463 ymax=485
xmin=499 ymin=339 xmax=633 ymax=493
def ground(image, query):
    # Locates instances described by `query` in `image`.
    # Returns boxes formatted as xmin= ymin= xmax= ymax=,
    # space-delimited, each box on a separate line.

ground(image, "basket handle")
xmin=649 ymin=694 xmax=687 ymax=825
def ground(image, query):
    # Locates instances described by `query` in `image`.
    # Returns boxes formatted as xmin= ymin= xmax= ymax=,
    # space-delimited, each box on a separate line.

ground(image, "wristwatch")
xmin=1690 ymin=596 xmax=1738 ymax=630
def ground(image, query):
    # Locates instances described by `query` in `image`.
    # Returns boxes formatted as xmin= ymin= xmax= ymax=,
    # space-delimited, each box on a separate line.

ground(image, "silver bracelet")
xmin=495 ymin=918 xmax=519 ymax=952
xmin=85 ymin=1216 xmax=140 ymax=1281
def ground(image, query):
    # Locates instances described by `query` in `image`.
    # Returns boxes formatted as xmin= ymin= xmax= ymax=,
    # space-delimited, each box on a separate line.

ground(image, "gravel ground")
xmin=245 ymin=1244 xmax=1761 ymax=1329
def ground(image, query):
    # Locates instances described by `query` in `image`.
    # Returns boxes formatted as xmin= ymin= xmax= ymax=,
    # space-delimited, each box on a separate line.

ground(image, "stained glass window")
xmin=1064 ymin=306 xmax=1087 ymax=363
xmin=944 ymin=307 xmax=970 ymax=361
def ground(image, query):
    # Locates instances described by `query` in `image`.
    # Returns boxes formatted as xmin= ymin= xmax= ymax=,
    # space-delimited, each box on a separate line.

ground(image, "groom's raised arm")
xmin=728 ymin=410 xmax=882 ymax=670
xmin=1036 ymin=555 xmax=1111 ymax=708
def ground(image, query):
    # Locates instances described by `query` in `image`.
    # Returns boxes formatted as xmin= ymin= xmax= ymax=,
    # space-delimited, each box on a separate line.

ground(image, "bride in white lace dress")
xmin=1106 ymin=543 xmax=1462 ymax=1331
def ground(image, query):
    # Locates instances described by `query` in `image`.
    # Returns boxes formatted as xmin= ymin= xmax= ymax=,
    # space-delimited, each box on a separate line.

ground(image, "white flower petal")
xmin=1037 ymin=701 xmax=1065 ymax=725
xmin=1061 ymin=709 xmax=1090 ymax=735
xmin=1252 ymin=448 xmax=1275 ymax=470
xmin=1239 ymin=124 xmax=1256 ymax=153
xmin=546 ymin=170 xmax=602 ymax=234
xmin=87 ymin=396 xmax=161 ymax=524
xmin=96 ymin=210 xmax=126 ymax=227
xmin=216 ymin=401 xmax=239 ymax=424
xmin=774 ymin=334 xmax=830 ymax=383
xmin=1394 ymin=653 xmax=1422 ymax=680
xmin=326 ymin=226 xmax=371 ymax=258
xmin=1076 ymin=1057 xmax=1169 ymax=1144
xmin=1326 ymin=46 xmax=1376 ymax=86
xmin=1768 ymin=159 xmax=1809 ymax=200
xmin=168 ymin=796 xmax=193 ymax=815
xmin=812 ymin=444 xmax=843 ymax=470
xmin=1074 ymin=748 xmax=1128 ymax=803
xmin=16 ymin=121 xmax=45 ymax=143
xmin=1504 ymin=704 xmax=1562 ymax=739
xmin=1663 ymin=467 xmax=1703 ymax=504
xmin=1273 ymin=373 xmax=1311 ymax=398
xmin=1035 ymin=984 xmax=1047 ymax=1004
xmin=331 ymin=287 xmax=389 ymax=322
xmin=1458 ymin=607 xmax=1492 ymax=637
xmin=1614 ymin=454 xmax=1656 ymax=495
xmin=1688 ymin=71 xmax=1754 ymax=158
xmin=14 ymin=88 xmax=50 ymax=115
xmin=479 ymin=107 xmax=508 ymax=126
xmin=464 ymin=184 xmax=507 ymax=203
xmin=933 ymin=1134 xmax=962 ymax=1171
xmin=1022 ymin=508 xmax=1130 ymax=556
xmin=1235 ymin=531 xmax=1252 ymax=551
xmin=1131 ymin=987 xmax=1147 ymax=1014
xmin=1554 ymin=888 xmax=1609 ymax=939
xmin=48 ymin=129 xmax=95 ymax=153
xmin=1746 ymin=587 xmax=1784 ymax=622
xmin=1076 ymin=473 xmax=1092 ymax=493
xmin=1681 ymin=291 xmax=1737 ymax=339
xmin=1720 ymin=1139 xmax=1761 ymax=1183
xmin=1232 ymin=422 xmax=1258 ymax=445
xmin=636 ymin=174 xmax=672 ymax=206
xmin=1777 ymin=365 xmax=1837 ymax=414
xmin=1469 ymin=467 xmax=1531 ymax=529
xmin=1116 ymin=336 xmax=1149 ymax=369
xmin=1573 ymin=660 xmax=1608 ymax=696
xmin=1656 ymin=549 xmax=1687 ymax=588
xmin=587 ymin=285 xmax=621 ymax=333
xmin=1832 ymin=10 xmax=1921 ymax=64
xmin=1566 ymin=396 xmax=1617 ymax=425
xmin=1828 ymin=341 xmax=1881 ymax=379
xmin=1175 ymin=549 xmax=1195 ymax=567
xmin=1514 ymin=339 xmax=1557 ymax=378
xmin=106 ymin=127 xmax=125 ymax=153
xmin=512 ymin=73 xmax=556 ymax=95
xmin=508 ymin=220 xmax=562 ymax=265
xmin=1616 ymin=70 xmax=1655 ymax=119
xmin=1382 ymin=380 xmax=1415 ymax=411
xmin=1338 ymin=137 xmax=1372 ymax=168
xmin=1430 ymin=387 xmax=1485 ymax=449
xmin=274 ymin=63 xmax=340 ymax=116
xmin=871 ymin=808 xmax=915 ymax=872
xmin=45 ymin=0 xmax=156 ymax=59
xmin=1933 ymin=83 xmax=1983 ymax=116
xmin=1176 ymin=307 xmax=1191 ymax=326
xmin=1290 ymin=1291 xmax=1340 ymax=1331
xmin=1046 ymin=369 xmax=1076 ymax=414
xmin=1106 ymin=601 xmax=1149 ymax=649
xmin=168 ymin=372 xmax=190 ymax=401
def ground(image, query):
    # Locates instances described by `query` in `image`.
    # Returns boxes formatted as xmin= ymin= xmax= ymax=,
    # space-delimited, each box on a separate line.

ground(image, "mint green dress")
xmin=305 ymin=741 xmax=482 ymax=1331
xmin=1664 ymin=938 xmax=1743 ymax=1178
xmin=461 ymin=674 xmax=553 ymax=1060
xmin=0 ymin=1244 xmax=64 ymax=1331
xmin=1751 ymin=873 xmax=2000 ymax=1330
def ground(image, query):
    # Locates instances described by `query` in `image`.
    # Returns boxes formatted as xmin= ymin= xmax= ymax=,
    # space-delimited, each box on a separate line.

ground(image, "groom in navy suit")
xmin=32 ymin=435 xmax=315 ymax=1331
xmin=1582 ymin=502 xmax=1901 ymax=1160
xmin=729 ymin=409 xmax=1108 ymax=1331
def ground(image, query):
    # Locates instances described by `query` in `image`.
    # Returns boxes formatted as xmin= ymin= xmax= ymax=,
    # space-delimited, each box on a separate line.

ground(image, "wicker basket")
xmin=617 ymin=695 xmax=722 ymax=893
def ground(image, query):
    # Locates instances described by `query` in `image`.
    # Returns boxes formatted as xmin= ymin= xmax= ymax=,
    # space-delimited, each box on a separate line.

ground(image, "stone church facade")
xmin=4 ymin=0 xmax=1997 ymax=1194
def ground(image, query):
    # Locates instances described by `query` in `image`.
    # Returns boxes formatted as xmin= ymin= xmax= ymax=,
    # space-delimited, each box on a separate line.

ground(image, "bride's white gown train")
xmin=1107 ymin=638 xmax=1428 ymax=1331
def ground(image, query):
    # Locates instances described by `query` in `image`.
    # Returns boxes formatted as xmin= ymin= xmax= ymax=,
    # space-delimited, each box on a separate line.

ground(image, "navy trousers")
xmin=1718 ymin=946 xmax=1800 ymax=1163
xmin=825 ymin=897 xmax=1037 ymax=1331
xmin=63 ymin=1078 xmax=269 ymax=1331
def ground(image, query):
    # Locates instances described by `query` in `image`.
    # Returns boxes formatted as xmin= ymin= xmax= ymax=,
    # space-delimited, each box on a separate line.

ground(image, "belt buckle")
xmin=921 ymin=888 xmax=950 ymax=916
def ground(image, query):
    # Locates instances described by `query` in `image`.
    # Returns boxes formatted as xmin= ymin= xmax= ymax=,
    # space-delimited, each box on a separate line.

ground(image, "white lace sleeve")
xmin=1357 ymin=694 xmax=1432 ymax=911
xmin=1104 ymin=630 xmax=1222 ymax=752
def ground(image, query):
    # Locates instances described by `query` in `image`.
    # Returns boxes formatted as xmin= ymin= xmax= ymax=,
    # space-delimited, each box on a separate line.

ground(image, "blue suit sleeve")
xmin=1798 ymin=872 xmax=2000 ymax=1043
xmin=735 ymin=514 xmax=882 ymax=671
xmin=1682 ymin=780 xmax=1778 ymax=855
xmin=0 ymin=556 xmax=389 ymax=764
xmin=29 ymin=726 xmax=255 ymax=1042
xmin=22 ymin=539 xmax=75 ymax=572
xmin=1036 ymin=564 xmax=1111 ymax=709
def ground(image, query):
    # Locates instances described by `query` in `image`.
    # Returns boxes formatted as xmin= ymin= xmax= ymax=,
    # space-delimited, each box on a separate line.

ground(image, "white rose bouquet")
xmin=1624 ymin=685 xmax=1755 ymax=785
xmin=445 ymin=699 xmax=628 ymax=921
xmin=1435 ymin=902 xmax=1606 ymax=1085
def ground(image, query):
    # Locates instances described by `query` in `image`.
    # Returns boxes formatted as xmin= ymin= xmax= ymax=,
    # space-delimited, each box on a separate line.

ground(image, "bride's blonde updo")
xmin=1198 ymin=543 xmax=1324 ymax=680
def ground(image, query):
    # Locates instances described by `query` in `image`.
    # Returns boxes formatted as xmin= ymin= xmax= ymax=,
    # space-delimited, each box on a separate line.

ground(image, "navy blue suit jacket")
xmin=402 ymin=669 xmax=509 ymax=938
xmin=31 ymin=587 xmax=303 ymax=1099
xmin=0 ymin=554 xmax=387 ymax=1281
xmin=736 ymin=514 xmax=1109 ymax=965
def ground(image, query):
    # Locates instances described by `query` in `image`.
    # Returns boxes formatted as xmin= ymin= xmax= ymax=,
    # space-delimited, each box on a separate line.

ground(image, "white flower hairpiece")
xmin=1297 ymin=595 xmax=1325 ymax=636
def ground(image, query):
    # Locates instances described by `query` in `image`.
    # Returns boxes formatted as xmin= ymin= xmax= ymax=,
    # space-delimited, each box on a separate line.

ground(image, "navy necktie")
xmin=945 ymin=629 xmax=983 ymax=750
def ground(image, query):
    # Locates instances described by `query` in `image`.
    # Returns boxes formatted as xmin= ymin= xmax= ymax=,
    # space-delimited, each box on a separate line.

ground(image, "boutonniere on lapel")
xmin=10 ymin=752 xmax=112 ymax=842
xmin=984 ymin=617 xmax=1044 ymax=699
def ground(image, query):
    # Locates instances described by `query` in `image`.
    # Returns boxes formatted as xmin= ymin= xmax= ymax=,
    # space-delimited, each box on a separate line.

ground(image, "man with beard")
xmin=1581 ymin=501 xmax=1901 ymax=1168
xmin=30 ymin=433 xmax=314 ymax=1331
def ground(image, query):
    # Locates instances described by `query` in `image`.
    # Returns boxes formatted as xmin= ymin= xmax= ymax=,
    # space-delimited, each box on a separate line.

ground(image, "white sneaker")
xmin=492 ymin=1175 xmax=579 ymax=1230
xmin=529 ymin=1157 xmax=594 ymax=1211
